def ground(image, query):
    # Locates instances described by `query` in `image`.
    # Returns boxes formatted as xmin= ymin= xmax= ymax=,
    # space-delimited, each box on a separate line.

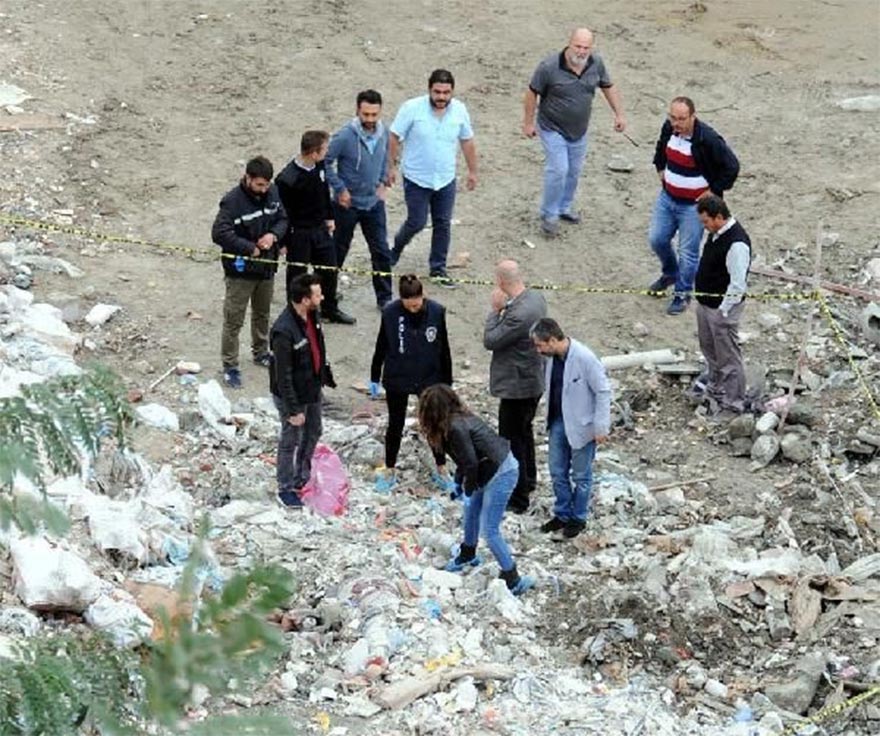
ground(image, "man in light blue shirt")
xmin=387 ymin=69 xmax=478 ymax=287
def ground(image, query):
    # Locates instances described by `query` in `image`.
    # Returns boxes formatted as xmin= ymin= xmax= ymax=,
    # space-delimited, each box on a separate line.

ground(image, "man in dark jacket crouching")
xmin=270 ymin=273 xmax=336 ymax=507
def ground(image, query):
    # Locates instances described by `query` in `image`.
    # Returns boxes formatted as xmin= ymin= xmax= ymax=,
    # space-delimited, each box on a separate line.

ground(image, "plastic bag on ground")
xmin=298 ymin=443 xmax=351 ymax=517
xmin=11 ymin=536 xmax=104 ymax=612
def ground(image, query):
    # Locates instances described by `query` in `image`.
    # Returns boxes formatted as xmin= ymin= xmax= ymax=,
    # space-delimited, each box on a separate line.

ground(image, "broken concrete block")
xmin=751 ymin=434 xmax=780 ymax=468
xmin=780 ymin=432 xmax=812 ymax=464
xmin=860 ymin=302 xmax=880 ymax=347
xmin=728 ymin=414 xmax=756 ymax=438
xmin=764 ymin=651 xmax=826 ymax=714
xmin=755 ymin=412 xmax=780 ymax=434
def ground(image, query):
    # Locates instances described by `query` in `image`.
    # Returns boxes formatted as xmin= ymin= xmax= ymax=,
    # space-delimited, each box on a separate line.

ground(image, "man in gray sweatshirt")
xmin=326 ymin=89 xmax=393 ymax=308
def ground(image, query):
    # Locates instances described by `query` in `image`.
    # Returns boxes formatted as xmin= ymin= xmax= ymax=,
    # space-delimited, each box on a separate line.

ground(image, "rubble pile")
xmin=1 ymin=274 xmax=879 ymax=733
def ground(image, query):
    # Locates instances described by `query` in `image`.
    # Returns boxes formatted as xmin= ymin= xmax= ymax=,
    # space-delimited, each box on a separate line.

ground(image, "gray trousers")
xmin=696 ymin=301 xmax=746 ymax=412
xmin=273 ymin=396 xmax=322 ymax=492
xmin=220 ymin=276 xmax=274 ymax=369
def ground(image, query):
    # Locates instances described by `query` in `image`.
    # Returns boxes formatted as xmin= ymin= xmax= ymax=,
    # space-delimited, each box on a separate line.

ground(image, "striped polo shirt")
xmin=663 ymin=134 xmax=709 ymax=201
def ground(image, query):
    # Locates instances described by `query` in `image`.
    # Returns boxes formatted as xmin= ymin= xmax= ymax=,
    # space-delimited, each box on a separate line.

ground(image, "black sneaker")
xmin=324 ymin=309 xmax=357 ymax=325
xmin=563 ymin=520 xmax=586 ymax=539
xmin=507 ymin=499 xmax=529 ymax=515
xmin=429 ymin=273 xmax=457 ymax=290
xmin=540 ymin=517 xmax=567 ymax=533
xmin=648 ymin=275 xmax=676 ymax=295
xmin=253 ymin=353 xmax=272 ymax=368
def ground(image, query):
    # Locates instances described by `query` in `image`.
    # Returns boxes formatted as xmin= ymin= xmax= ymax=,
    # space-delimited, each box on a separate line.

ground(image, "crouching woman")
xmin=417 ymin=384 xmax=534 ymax=596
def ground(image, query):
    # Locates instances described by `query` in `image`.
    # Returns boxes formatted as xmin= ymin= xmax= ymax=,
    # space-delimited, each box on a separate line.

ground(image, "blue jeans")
xmin=392 ymin=178 xmax=456 ymax=275
xmin=539 ymin=126 xmax=589 ymax=221
xmin=333 ymin=200 xmax=393 ymax=307
xmin=461 ymin=452 xmax=518 ymax=571
xmin=548 ymin=418 xmax=596 ymax=522
xmin=273 ymin=395 xmax=322 ymax=492
xmin=648 ymin=189 xmax=705 ymax=296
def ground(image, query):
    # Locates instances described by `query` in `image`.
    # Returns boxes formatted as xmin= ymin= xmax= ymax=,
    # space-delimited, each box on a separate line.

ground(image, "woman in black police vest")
xmin=369 ymin=274 xmax=453 ymax=492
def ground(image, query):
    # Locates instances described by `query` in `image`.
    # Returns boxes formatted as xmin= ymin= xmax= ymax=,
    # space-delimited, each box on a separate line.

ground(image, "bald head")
xmin=495 ymin=259 xmax=526 ymax=295
xmin=565 ymin=28 xmax=595 ymax=69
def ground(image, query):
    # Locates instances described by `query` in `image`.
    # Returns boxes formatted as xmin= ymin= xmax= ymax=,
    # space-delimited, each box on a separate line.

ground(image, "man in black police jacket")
xmin=211 ymin=155 xmax=288 ymax=389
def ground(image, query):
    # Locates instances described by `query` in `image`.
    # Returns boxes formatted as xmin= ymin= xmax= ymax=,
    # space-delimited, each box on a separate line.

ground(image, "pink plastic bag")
xmin=299 ymin=443 xmax=351 ymax=516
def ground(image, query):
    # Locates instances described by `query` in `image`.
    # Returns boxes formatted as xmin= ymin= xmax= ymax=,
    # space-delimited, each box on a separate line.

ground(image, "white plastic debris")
xmin=454 ymin=676 xmax=479 ymax=712
xmin=85 ymin=303 xmax=121 ymax=327
xmin=487 ymin=578 xmax=523 ymax=623
xmin=11 ymin=536 xmax=104 ymax=612
xmin=836 ymin=95 xmax=880 ymax=111
xmin=84 ymin=497 xmax=148 ymax=563
xmin=136 ymin=403 xmax=180 ymax=431
xmin=198 ymin=379 xmax=234 ymax=437
xmin=0 ymin=82 xmax=30 ymax=108
xmin=84 ymin=591 xmax=153 ymax=647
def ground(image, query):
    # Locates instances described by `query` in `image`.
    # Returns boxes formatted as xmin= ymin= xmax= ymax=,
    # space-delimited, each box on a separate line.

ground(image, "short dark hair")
xmin=530 ymin=317 xmax=565 ymax=342
xmin=357 ymin=89 xmax=383 ymax=107
xmin=245 ymin=156 xmax=273 ymax=180
xmin=428 ymin=69 xmax=455 ymax=88
xmin=300 ymin=130 xmax=329 ymax=155
xmin=696 ymin=194 xmax=730 ymax=219
xmin=289 ymin=273 xmax=321 ymax=304
xmin=671 ymin=96 xmax=695 ymax=115
xmin=398 ymin=274 xmax=423 ymax=300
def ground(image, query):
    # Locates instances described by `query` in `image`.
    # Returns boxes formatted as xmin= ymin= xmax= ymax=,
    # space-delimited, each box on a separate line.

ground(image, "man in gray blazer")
xmin=531 ymin=317 xmax=611 ymax=538
xmin=483 ymin=260 xmax=547 ymax=514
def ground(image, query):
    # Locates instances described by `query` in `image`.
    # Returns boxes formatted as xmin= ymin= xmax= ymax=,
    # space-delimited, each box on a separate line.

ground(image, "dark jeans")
xmin=286 ymin=226 xmax=339 ymax=311
xmin=273 ymin=395 xmax=323 ymax=493
xmin=497 ymin=396 xmax=540 ymax=510
xmin=333 ymin=200 xmax=393 ymax=307
xmin=392 ymin=178 xmax=456 ymax=275
xmin=385 ymin=390 xmax=445 ymax=468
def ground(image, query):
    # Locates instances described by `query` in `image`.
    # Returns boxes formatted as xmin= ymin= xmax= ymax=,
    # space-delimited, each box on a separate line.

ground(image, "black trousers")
xmin=286 ymin=226 xmax=339 ymax=311
xmin=385 ymin=390 xmax=445 ymax=469
xmin=497 ymin=396 xmax=540 ymax=509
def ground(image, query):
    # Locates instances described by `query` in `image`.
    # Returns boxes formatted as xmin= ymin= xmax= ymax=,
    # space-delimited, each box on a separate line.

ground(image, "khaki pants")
xmin=220 ymin=276 xmax=274 ymax=369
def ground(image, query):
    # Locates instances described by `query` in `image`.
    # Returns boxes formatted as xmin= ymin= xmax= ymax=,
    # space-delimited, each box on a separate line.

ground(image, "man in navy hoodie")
xmin=326 ymin=90 xmax=393 ymax=309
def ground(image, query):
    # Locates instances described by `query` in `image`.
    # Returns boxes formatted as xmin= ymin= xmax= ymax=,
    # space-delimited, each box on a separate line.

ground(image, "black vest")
xmin=695 ymin=220 xmax=751 ymax=308
xmin=380 ymin=299 xmax=446 ymax=394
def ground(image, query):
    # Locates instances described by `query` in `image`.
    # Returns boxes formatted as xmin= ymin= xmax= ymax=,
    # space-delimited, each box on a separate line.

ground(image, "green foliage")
xmin=144 ymin=531 xmax=295 ymax=726
xmin=0 ymin=633 xmax=142 ymax=736
xmin=0 ymin=368 xmax=297 ymax=733
xmin=0 ymin=365 xmax=132 ymax=532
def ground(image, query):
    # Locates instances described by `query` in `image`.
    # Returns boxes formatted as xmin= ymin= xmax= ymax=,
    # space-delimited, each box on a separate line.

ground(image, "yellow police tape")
xmin=778 ymin=683 xmax=880 ymax=735
xmin=0 ymin=212 xmax=816 ymax=303
xmin=817 ymin=295 xmax=880 ymax=420
xmin=2 ymin=211 xmax=878 ymax=417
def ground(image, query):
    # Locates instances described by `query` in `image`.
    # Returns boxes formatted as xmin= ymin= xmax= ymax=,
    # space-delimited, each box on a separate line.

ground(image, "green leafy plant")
xmin=0 ymin=368 xmax=297 ymax=734
xmin=0 ymin=365 xmax=130 ymax=533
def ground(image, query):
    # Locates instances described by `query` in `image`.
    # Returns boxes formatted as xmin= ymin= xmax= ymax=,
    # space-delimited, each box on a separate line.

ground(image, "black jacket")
xmin=443 ymin=414 xmax=510 ymax=495
xmin=269 ymin=306 xmax=335 ymax=417
xmin=211 ymin=181 xmax=288 ymax=280
xmin=653 ymin=118 xmax=740 ymax=196
xmin=370 ymin=299 xmax=452 ymax=394
xmin=275 ymin=158 xmax=334 ymax=235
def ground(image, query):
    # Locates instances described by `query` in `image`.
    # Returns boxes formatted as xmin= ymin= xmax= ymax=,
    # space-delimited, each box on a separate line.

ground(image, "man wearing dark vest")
xmin=648 ymin=96 xmax=739 ymax=316
xmin=694 ymin=195 xmax=751 ymax=417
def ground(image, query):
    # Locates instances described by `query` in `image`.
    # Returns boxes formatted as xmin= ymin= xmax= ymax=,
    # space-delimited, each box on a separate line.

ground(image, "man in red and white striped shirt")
xmin=647 ymin=97 xmax=739 ymax=315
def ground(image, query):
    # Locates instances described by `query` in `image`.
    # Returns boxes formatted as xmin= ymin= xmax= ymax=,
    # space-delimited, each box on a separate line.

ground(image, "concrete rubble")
xmin=1 ymin=265 xmax=879 ymax=734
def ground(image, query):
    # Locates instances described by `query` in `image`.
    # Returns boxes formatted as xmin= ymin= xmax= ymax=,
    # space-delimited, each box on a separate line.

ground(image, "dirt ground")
xmin=1 ymin=0 xmax=879 ymax=729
